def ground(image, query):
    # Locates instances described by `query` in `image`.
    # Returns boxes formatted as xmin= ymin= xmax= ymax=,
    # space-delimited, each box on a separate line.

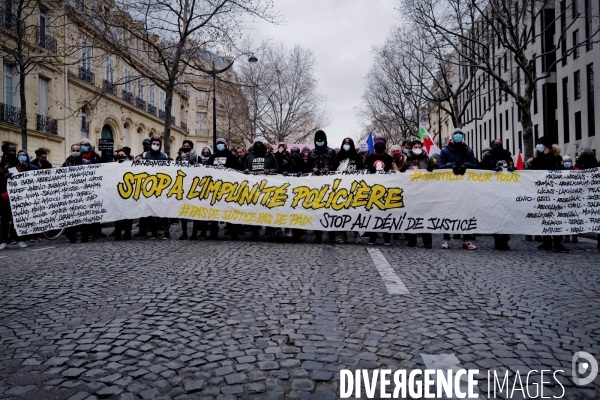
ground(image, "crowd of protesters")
xmin=1 ymin=128 xmax=599 ymax=252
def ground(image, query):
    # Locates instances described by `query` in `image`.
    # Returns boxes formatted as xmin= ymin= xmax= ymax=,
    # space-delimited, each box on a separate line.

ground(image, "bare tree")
xmin=74 ymin=0 xmax=276 ymax=155
xmin=237 ymin=42 xmax=330 ymax=144
xmin=402 ymin=0 xmax=600 ymax=158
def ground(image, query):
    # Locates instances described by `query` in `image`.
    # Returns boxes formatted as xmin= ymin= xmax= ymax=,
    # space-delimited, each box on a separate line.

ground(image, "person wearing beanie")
xmin=364 ymin=137 xmax=393 ymax=173
xmin=530 ymin=136 xmax=569 ymax=253
xmin=140 ymin=136 xmax=169 ymax=161
xmin=363 ymin=137 xmax=393 ymax=245
xmin=439 ymin=128 xmax=478 ymax=250
xmin=301 ymin=146 xmax=311 ymax=162
xmin=208 ymin=138 xmax=241 ymax=170
xmin=308 ymin=130 xmax=337 ymax=175
xmin=32 ymin=149 xmax=52 ymax=169
xmin=480 ymin=139 xmax=515 ymax=172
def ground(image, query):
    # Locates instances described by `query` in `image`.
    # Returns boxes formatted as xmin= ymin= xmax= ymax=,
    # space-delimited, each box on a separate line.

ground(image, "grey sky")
xmin=247 ymin=0 xmax=398 ymax=146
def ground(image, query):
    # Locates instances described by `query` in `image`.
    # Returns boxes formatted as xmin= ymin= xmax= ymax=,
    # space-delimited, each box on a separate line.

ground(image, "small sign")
xmin=98 ymin=138 xmax=114 ymax=152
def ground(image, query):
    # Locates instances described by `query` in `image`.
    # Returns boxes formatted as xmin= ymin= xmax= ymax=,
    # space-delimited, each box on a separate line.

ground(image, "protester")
xmin=439 ymin=128 xmax=479 ymax=250
xmin=200 ymin=147 xmax=212 ymax=165
xmin=530 ymin=136 xmax=568 ymax=252
xmin=309 ymin=130 xmax=337 ymax=175
xmin=334 ymin=138 xmax=365 ymax=243
xmin=237 ymin=146 xmax=248 ymax=166
xmin=63 ymin=144 xmax=90 ymax=167
xmin=390 ymin=145 xmax=405 ymax=171
xmin=283 ymin=146 xmax=311 ymax=176
xmin=275 ymin=143 xmax=290 ymax=174
xmin=177 ymin=140 xmax=198 ymax=164
xmin=575 ymin=146 xmax=599 ymax=169
xmin=32 ymin=149 xmax=52 ymax=169
xmin=142 ymin=136 xmax=170 ymax=239
xmin=79 ymin=138 xmax=102 ymax=164
xmin=479 ymin=139 xmax=516 ymax=250
xmin=0 ymin=143 xmax=31 ymax=249
xmin=364 ymin=137 xmax=393 ymax=245
xmin=112 ymin=149 xmax=133 ymax=240
xmin=401 ymin=139 xmax=411 ymax=155
xmin=357 ymin=141 xmax=370 ymax=165
xmin=400 ymin=140 xmax=433 ymax=248
xmin=301 ymin=146 xmax=311 ymax=162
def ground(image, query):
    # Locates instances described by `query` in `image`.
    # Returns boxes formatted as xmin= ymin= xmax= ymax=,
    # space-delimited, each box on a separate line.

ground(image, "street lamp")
xmin=211 ymin=54 xmax=258 ymax=150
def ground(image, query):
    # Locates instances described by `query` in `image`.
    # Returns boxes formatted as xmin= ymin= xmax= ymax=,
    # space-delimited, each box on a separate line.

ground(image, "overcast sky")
xmin=246 ymin=0 xmax=399 ymax=146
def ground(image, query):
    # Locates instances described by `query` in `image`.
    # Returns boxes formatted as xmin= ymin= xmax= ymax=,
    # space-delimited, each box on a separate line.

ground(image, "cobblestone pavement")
xmin=0 ymin=225 xmax=599 ymax=400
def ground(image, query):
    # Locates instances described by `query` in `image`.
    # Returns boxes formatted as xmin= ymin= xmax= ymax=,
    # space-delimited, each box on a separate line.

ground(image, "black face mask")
xmin=4 ymin=153 xmax=16 ymax=162
xmin=374 ymin=145 xmax=385 ymax=154
xmin=181 ymin=148 xmax=191 ymax=153
xmin=291 ymin=152 xmax=300 ymax=159
xmin=254 ymin=144 xmax=266 ymax=156
xmin=492 ymin=146 xmax=503 ymax=152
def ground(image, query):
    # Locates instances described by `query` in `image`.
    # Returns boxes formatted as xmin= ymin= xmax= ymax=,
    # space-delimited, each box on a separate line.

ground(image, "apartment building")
xmin=455 ymin=0 xmax=599 ymax=160
xmin=0 ymin=0 xmax=246 ymax=165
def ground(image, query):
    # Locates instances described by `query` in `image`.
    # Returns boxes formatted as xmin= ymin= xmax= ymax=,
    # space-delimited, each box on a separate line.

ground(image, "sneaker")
xmin=29 ymin=239 xmax=36 ymax=243
xmin=0 ymin=243 xmax=7 ymax=250
xmin=9 ymin=240 xmax=17 ymax=245
xmin=368 ymin=236 xmax=376 ymax=245
xmin=354 ymin=236 xmax=362 ymax=244
xmin=134 ymin=230 xmax=147 ymax=237
xmin=17 ymin=241 xmax=27 ymax=248
xmin=553 ymin=244 xmax=569 ymax=253
xmin=537 ymin=243 xmax=553 ymax=250
xmin=156 ymin=230 xmax=164 ymax=236
xmin=441 ymin=241 xmax=450 ymax=249
xmin=336 ymin=235 xmax=346 ymax=244
xmin=462 ymin=241 xmax=477 ymax=250
xmin=383 ymin=241 xmax=391 ymax=246
xmin=149 ymin=236 xmax=156 ymax=240
xmin=525 ymin=235 xmax=533 ymax=241
xmin=179 ymin=234 xmax=188 ymax=240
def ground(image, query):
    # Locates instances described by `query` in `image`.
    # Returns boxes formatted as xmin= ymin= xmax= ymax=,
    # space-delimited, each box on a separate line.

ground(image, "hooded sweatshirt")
xmin=176 ymin=148 xmax=198 ymax=164
xmin=142 ymin=138 xmax=169 ymax=160
xmin=199 ymin=147 xmax=212 ymax=165
xmin=208 ymin=146 xmax=241 ymax=170
xmin=245 ymin=141 xmax=279 ymax=173
xmin=308 ymin=130 xmax=337 ymax=171
xmin=335 ymin=138 xmax=364 ymax=172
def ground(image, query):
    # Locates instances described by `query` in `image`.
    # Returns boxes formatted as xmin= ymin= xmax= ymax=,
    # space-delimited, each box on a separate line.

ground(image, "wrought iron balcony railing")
xmin=135 ymin=97 xmax=146 ymax=111
xmin=122 ymin=90 xmax=133 ymax=104
xmin=148 ymin=104 xmax=156 ymax=116
xmin=103 ymin=80 xmax=116 ymax=96
xmin=181 ymin=122 xmax=188 ymax=132
xmin=36 ymin=27 xmax=56 ymax=53
xmin=0 ymin=103 xmax=21 ymax=126
xmin=37 ymin=114 xmax=58 ymax=134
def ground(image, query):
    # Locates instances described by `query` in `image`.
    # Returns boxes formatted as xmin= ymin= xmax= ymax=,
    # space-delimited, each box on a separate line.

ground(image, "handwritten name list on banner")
xmin=6 ymin=161 xmax=600 ymax=236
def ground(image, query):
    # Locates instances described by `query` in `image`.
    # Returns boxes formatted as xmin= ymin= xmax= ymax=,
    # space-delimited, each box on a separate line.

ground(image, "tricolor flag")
xmin=515 ymin=150 xmax=524 ymax=170
xmin=418 ymin=124 xmax=442 ymax=155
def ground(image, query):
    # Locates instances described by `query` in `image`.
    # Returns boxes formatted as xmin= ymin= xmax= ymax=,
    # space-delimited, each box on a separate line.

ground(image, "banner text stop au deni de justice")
xmin=6 ymin=161 xmax=600 ymax=236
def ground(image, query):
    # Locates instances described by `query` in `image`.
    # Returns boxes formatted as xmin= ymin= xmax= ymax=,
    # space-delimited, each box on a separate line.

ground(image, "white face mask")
xmin=412 ymin=149 xmax=422 ymax=155
xmin=151 ymin=144 xmax=160 ymax=151
xmin=71 ymin=151 xmax=80 ymax=158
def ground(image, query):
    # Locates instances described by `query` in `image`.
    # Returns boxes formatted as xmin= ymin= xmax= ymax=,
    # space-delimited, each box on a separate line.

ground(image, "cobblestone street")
xmin=0 ymin=227 xmax=599 ymax=400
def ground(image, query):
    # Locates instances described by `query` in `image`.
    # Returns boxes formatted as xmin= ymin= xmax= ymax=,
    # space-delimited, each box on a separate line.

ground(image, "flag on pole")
xmin=515 ymin=150 xmax=524 ymax=170
xmin=418 ymin=124 xmax=442 ymax=155
xmin=366 ymin=132 xmax=375 ymax=154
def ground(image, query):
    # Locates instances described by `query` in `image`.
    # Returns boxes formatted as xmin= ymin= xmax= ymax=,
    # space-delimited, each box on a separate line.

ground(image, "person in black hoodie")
xmin=206 ymin=138 xmax=242 ymax=240
xmin=309 ymin=130 xmax=337 ymax=175
xmin=208 ymin=138 xmax=241 ymax=170
xmin=244 ymin=137 xmax=279 ymax=175
xmin=364 ymin=137 xmax=393 ymax=245
xmin=479 ymin=139 xmax=516 ymax=251
xmin=283 ymin=146 xmax=310 ymax=176
xmin=275 ymin=143 xmax=290 ymax=174
xmin=336 ymin=138 xmax=364 ymax=173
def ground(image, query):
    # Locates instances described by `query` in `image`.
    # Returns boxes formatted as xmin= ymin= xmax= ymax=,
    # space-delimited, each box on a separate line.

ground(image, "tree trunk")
xmin=521 ymin=107 xmax=534 ymax=160
xmin=19 ymin=67 xmax=27 ymax=150
xmin=163 ymin=89 xmax=173 ymax=156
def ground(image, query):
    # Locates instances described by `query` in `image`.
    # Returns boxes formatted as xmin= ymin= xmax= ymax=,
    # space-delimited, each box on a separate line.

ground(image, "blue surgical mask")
xmin=81 ymin=146 xmax=89 ymax=153
xmin=216 ymin=144 xmax=226 ymax=151
xmin=316 ymin=141 xmax=325 ymax=147
xmin=342 ymin=144 xmax=350 ymax=151
xmin=564 ymin=162 xmax=572 ymax=168
xmin=402 ymin=148 xmax=409 ymax=154
xmin=536 ymin=144 xmax=545 ymax=152
xmin=453 ymin=134 xmax=464 ymax=143
xmin=359 ymin=145 xmax=367 ymax=152
xmin=18 ymin=155 xmax=27 ymax=163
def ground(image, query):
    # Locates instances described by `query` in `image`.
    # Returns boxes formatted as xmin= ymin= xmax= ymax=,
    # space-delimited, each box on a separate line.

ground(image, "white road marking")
xmin=366 ymin=248 xmax=410 ymax=295
xmin=29 ymin=247 xmax=55 ymax=252
xmin=421 ymin=353 xmax=482 ymax=399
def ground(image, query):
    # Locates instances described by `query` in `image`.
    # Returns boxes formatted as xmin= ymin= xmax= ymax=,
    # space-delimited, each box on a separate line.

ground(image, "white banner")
xmin=6 ymin=161 xmax=600 ymax=236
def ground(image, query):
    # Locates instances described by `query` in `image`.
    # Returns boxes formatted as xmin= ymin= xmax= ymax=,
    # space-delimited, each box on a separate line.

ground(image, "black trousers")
xmin=0 ymin=200 xmax=17 ymax=244
xmin=406 ymin=233 xmax=432 ymax=246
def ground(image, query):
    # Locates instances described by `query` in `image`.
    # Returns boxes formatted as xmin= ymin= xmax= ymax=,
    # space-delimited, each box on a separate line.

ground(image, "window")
xmin=518 ymin=131 xmax=522 ymax=151
xmin=563 ymin=77 xmax=570 ymax=143
xmin=81 ymin=107 xmax=88 ymax=133
xmin=561 ymin=1 xmax=567 ymax=66
xmin=587 ymin=63 xmax=595 ymax=136
xmin=105 ymin=57 xmax=114 ymax=83
xmin=39 ymin=10 xmax=50 ymax=38
xmin=149 ymin=85 xmax=155 ymax=105
xmin=500 ymin=113 xmax=503 ymax=133
xmin=39 ymin=77 xmax=48 ymax=116
xmin=137 ymin=80 xmax=144 ymax=100
xmin=80 ymin=41 xmax=92 ymax=70
xmin=575 ymin=111 xmax=582 ymax=140
xmin=585 ymin=0 xmax=593 ymax=51
xmin=3 ymin=64 xmax=18 ymax=107
xmin=505 ymin=110 xmax=509 ymax=130
xmin=124 ymin=68 xmax=132 ymax=92
xmin=574 ymin=70 xmax=581 ymax=99
xmin=573 ymin=30 xmax=580 ymax=59
xmin=159 ymin=89 xmax=165 ymax=111
xmin=533 ymin=55 xmax=538 ymax=114
xmin=572 ymin=0 xmax=579 ymax=19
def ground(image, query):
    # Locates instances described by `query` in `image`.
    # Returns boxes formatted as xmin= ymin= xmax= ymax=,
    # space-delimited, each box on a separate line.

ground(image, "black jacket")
xmin=364 ymin=153 xmax=394 ymax=173
xmin=207 ymin=151 xmax=241 ymax=170
xmin=245 ymin=152 xmax=279 ymax=174
xmin=439 ymin=142 xmax=479 ymax=169
xmin=575 ymin=152 xmax=599 ymax=170
xmin=480 ymin=148 xmax=514 ymax=170
xmin=530 ymin=146 xmax=563 ymax=170
xmin=142 ymin=150 xmax=169 ymax=160
xmin=63 ymin=156 xmax=91 ymax=167
xmin=32 ymin=158 xmax=53 ymax=169
xmin=283 ymin=157 xmax=311 ymax=174
xmin=309 ymin=132 xmax=337 ymax=172
xmin=275 ymin=151 xmax=290 ymax=173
